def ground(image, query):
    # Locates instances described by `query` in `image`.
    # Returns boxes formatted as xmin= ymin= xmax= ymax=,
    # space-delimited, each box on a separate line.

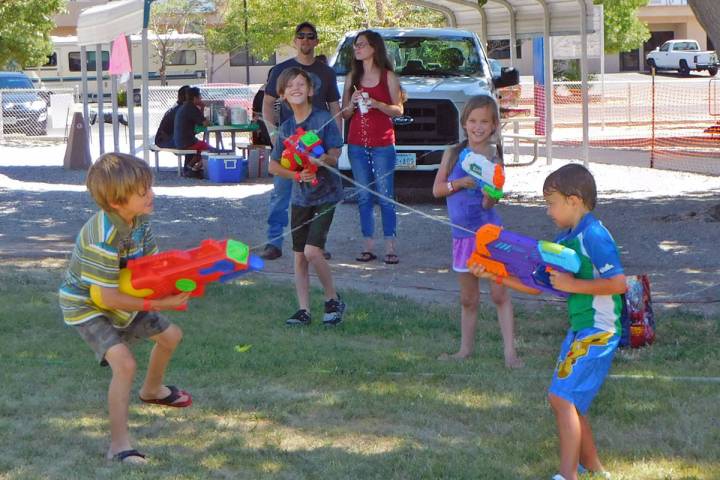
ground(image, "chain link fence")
xmin=0 ymin=88 xmax=77 ymax=143
xmin=514 ymin=78 xmax=720 ymax=174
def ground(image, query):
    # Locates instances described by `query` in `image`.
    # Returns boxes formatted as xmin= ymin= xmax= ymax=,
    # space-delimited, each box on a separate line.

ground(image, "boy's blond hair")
xmin=86 ymin=153 xmax=153 ymax=213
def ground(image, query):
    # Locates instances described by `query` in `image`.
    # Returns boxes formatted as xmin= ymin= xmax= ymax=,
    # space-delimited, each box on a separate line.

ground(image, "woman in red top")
xmin=342 ymin=30 xmax=404 ymax=264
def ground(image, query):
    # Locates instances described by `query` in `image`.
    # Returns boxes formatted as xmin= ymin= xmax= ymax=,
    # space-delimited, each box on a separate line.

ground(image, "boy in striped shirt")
xmin=59 ymin=153 xmax=191 ymax=464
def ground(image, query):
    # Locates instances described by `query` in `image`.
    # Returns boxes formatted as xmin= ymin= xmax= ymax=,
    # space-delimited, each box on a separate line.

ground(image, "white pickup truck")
xmin=330 ymin=28 xmax=519 ymax=176
xmin=646 ymin=39 xmax=718 ymax=76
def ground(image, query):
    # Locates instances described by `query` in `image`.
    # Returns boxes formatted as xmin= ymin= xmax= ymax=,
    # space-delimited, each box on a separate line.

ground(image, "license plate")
xmin=396 ymin=152 xmax=416 ymax=169
xmin=3 ymin=116 xmax=17 ymax=125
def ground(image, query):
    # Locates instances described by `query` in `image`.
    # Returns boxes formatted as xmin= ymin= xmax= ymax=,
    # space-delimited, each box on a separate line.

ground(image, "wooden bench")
xmin=502 ymin=133 xmax=544 ymax=166
xmin=149 ymin=145 xmax=197 ymax=176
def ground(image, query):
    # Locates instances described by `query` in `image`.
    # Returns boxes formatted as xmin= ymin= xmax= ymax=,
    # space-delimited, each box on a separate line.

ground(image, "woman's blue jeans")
xmin=348 ymin=144 xmax=397 ymax=239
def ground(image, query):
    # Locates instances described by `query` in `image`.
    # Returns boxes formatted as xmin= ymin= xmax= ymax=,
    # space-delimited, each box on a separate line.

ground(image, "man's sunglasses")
xmin=296 ymin=32 xmax=317 ymax=40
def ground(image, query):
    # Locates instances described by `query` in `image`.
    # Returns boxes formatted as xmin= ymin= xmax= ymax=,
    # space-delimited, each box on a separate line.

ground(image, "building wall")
xmin=498 ymin=4 xmax=709 ymax=76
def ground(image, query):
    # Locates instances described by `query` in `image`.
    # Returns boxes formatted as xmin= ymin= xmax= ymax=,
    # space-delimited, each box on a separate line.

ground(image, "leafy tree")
xmin=597 ymin=0 xmax=651 ymax=54
xmin=150 ymin=0 xmax=215 ymax=84
xmin=0 ymin=0 xmax=65 ymax=69
xmin=205 ymin=0 xmax=445 ymax=62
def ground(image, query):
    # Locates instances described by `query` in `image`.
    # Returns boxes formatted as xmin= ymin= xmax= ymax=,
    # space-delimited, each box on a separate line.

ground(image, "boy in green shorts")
xmin=58 ymin=153 xmax=192 ymax=464
xmin=471 ymin=164 xmax=626 ymax=480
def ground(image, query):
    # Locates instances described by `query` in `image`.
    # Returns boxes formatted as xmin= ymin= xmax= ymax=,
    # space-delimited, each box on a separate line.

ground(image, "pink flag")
xmin=109 ymin=34 xmax=132 ymax=84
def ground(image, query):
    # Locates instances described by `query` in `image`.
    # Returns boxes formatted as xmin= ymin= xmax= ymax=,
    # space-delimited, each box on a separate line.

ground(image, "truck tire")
xmin=679 ymin=60 xmax=691 ymax=76
xmin=647 ymin=58 xmax=656 ymax=71
xmin=709 ymin=67 xmax=718 ymax=77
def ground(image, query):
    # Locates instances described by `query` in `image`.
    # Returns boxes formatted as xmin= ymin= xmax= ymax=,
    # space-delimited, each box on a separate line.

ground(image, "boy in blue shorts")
xmin=59 ymin=153 xmax=192 ymax=464
xmin=471 ymin=163 xmax=625 ymax=480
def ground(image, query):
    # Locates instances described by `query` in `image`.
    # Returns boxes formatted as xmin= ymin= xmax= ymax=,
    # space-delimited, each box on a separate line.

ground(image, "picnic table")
xmin=500 ymin=107 xmax=541 ymax=164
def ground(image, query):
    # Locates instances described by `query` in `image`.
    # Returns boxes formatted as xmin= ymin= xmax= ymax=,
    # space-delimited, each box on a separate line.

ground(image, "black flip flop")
xmin=355 ymin=251 xmax=377 ymax=262
xmin=111 ymin=449 xmax=146 ymax=463
xmin=384 ymin=254 xmax=399 ymax=265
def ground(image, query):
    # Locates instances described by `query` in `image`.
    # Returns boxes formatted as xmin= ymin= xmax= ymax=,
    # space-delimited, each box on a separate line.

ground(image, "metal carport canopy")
xmin=404 ymin=0 xmax=595 ymax=165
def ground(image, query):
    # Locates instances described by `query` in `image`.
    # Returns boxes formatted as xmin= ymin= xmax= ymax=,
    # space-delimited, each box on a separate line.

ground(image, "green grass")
xmin=0 ymin=266 xmax=718 ymax=479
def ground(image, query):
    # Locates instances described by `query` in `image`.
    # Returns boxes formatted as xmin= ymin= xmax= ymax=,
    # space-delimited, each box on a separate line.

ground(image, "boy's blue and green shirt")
xmin=270 ymin=108 xmax=344 ymax=207
xmin=554 ymin=213 xmax=624 ymax=334
xmin=58 ymin=210 xmax=158 ymax=327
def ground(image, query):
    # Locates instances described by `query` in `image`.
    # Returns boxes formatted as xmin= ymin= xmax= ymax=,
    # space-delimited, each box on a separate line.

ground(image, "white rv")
xmin=23 ymin=33 xmax=208 ymax=102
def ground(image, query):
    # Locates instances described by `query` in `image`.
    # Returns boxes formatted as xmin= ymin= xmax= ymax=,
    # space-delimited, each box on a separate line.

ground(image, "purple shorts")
xmin=452 ymin=237 xmax=476 ymax=273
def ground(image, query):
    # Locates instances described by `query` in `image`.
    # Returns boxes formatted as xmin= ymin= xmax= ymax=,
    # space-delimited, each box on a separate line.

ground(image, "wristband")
xmin=142 ymin=299 xmax=153 ymax=311
xmin=294 ymin=171 xmax=302 ymax=183
xmin=447 ymin=181 xmax=454 ymax=193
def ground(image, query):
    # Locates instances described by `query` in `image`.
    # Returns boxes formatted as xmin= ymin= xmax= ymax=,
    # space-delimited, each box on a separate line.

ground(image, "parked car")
xmin=0 ymin=71 xmax=49 ymax=136
xmin=331 ymin=28 xmax=519 ymax=173
xmin=646 ymin=39 xmax=718 ymax=76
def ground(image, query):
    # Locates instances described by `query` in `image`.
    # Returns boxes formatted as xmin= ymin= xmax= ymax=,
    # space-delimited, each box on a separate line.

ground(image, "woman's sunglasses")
xmin=296 ymin=32 xmax=317 ymax=40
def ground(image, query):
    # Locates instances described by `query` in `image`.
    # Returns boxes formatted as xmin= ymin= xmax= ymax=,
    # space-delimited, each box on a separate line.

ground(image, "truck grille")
xmin=394 ymin=99 xmax=459 ymax=146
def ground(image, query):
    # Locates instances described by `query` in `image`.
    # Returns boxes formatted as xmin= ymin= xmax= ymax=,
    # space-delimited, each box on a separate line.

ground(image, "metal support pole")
xmin=538 ymin=0 xmax=553 ymax=165
xmin=95 ymin=44 xmax=105 ymax=154
xmin=579 ymin=0 xmax=589 ymax=166
xmin=111 ymin=70 xmax=120 ymax=152
xmin=125 ymin=37 xmax=135 ymax=155
xmin=578 ymin=0 xmax=590 ymax=167
xmin=599 ymin=3 xmax=605 ymax=130
xmin=142 ymin=28 xmax=150 ymax=163
xmin=81 ymin=46 xmax=90 ymax=136
xmin=651 ymin=67 xmax=656 ymax=168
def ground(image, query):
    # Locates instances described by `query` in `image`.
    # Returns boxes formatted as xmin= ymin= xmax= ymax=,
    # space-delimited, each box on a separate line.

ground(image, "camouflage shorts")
xmin=74 ymin=311 xmax=171 ymax=366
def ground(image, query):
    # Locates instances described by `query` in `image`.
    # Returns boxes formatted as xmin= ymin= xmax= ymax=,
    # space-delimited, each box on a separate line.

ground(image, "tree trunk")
xmin=688 ymin=0 xmax=720 ymax=49
xmin=375 ymin=0 xmax=385 ymax=24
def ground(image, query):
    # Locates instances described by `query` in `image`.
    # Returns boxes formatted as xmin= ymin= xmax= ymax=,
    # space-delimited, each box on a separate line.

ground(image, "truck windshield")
xmin=333 ymin=35 xmax=485 ymax=77
xmin=0 ymin=77 xmax=33 ymax=89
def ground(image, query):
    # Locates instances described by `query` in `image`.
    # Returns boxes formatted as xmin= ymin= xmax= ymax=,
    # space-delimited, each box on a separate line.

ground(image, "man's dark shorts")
xmin=74 ymin=312 xmax=171 ymax=366
xmin=291 ymin=203 xmax=336 ymax=252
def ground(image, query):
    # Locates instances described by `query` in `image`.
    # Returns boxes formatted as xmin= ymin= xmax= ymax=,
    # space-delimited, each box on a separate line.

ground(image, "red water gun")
xmin=280 ymin=127 xmax=325 ymax=186
xmin=90 ymin=239 xmax=264 ymax=311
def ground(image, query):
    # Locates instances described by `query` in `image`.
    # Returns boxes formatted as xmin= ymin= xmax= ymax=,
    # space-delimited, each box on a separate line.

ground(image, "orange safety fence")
xmin=511 ymin=77 xmax=720 ymax=174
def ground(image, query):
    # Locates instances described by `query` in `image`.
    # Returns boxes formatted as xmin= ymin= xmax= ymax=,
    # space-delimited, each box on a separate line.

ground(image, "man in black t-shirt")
xmin=154 ymin=85 xmax=189 ymax=148
xmin=260 ymin=22 xmax=342 ymax=261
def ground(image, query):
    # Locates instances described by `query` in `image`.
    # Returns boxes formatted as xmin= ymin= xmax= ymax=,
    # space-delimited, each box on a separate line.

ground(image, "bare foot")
xmin=504 ymin=356 xmax=525 ymax=369
xmin=437 ymin=351 xmax=472 ymax=361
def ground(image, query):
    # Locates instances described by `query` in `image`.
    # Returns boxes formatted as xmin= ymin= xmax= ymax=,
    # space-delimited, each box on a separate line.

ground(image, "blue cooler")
xmin=206 ymin=155 xmax=247 ymax=183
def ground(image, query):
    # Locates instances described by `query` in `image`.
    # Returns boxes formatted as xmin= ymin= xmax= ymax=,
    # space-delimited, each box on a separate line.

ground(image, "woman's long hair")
xmin=349 ymin=30 xmax=394 ymax=91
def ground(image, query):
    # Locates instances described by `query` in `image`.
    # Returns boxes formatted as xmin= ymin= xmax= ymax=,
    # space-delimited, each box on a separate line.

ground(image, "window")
xmin=487 ymin=39 xmax=522 ymax=60
xmin=675 ymin=42 xmax=698 ymax=51
xmin=230 ymin=49 xmax=276 ymax=67
xmin=43 ymin=53 xmax=57 ymax=67
xmin=166 ymin=50 xmax=197 ymax=66
xmin=659 ymin=43 xmax=670 ymax=52
xmin=334 ymin=36 xmax=486 ymax=77
xmin=69 ymin=51 xmax=110 ymax=72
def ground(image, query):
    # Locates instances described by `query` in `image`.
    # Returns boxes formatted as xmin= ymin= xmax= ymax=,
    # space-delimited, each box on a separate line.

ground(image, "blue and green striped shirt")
xmin=58 ymin=210 xmax=158 ymax=327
